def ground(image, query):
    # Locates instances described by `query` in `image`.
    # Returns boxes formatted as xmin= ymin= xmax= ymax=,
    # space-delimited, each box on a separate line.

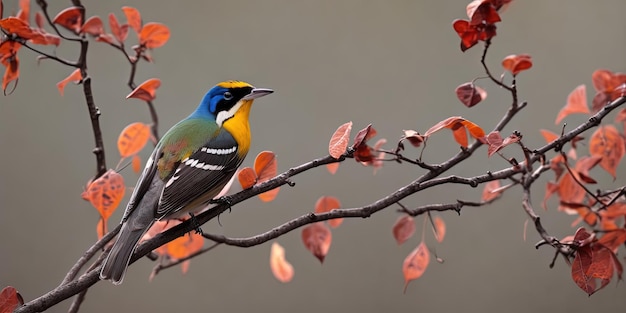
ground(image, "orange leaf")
xmin=432 ymin=216 xmax=446 ymax=243
xmin=301 ymin=222 xmax=332 ymax=263
xmin=589 ymin=125 xmax=624 ymax=178
xmin=482 ymin=180 xmax=502 ymax=202
xmin=2 ymin=54 xmax=18 ymax=93
xmin=555 ymin=85 xmax=589 ymax=124
xmin=0 ymin=286 xmax=21 ymax=313
xmin=237 ymin=167 xmax=257 ymax=189
xmin=143 ymin=220 xmax=177 ymax=255
xmin=0 ymin=17 xmax=36 ymax=39
xmin=314 ymin=196 xmax=342 ymax=228
xmin=81 ymin=169 xmax=125 ymax=221
xmin=80 ymin=16 xmax=104 ymax=35
xmin=16 ymin=0 xmax=29 ymax=24
xmin=126 ymin=78 xmax=161 ymax=101
xmin=131 ymin=154 xmax=141 ymax=173
xmin=485 ymin=131 xmax=520 ymax=157
xmin=35 ymin=12 xmax=44 ymax=29
xmin=592 ymin=69 xmax=615 ymax=93
xmin=597 ymin=229 xmax=626 ymax=253
xmin=56 ymin=69 xmax=82 ymax=96
xmin=539 ymin=129 xmax=559 ymax=144
xmin=328 ymin=121 xmax=352 ymax=159
xmin=424 ymin=116 xmax=485 ymax=147
xmin=403 ymin=241 xmax=430 ymax=293
xmin=392 ymin=215 xmax=415 ymax=245
xmin=108 ymin=13 xmax=128 ymax=44
xmin=139 ymin=22 xmax=170 ymax=48
xmin=122 ymin=6 xmax=142 ymax=33
xmin=270 ymin=242 xmax=294 ymax=283
xmin=117 ymin=122 xmax=151 ymax=158
xmin=501 ymin=54 xmax=532 ymax=76
xmin=166 ymin=232 xmax=204 ymax=260
xmin=455 ymin=82 xmax=487 ymax=107
xmin=96 ymin=218 xmax=107 ymax=240
xmin=52 ymin=7 xmax=83 ymax=33
xmin=95 ymin=33 xmax=116 ymax=45
xmin=326 ymin=163 xmax=339 ymax=174
xmin=254 ymin=151 xmax=279 ymax=202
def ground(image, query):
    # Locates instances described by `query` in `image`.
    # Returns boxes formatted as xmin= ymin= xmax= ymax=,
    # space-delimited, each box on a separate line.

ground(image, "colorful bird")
xmin=100 ymin=80 xmax=273 ymax=284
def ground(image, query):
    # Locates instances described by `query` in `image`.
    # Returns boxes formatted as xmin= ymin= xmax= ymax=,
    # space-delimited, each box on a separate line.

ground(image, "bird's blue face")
xmin=194 ymin=83 xmax=254 ymax=120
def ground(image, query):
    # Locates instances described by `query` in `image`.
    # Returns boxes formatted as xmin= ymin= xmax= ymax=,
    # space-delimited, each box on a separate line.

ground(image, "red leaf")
xmin=555 ymin=85 xmax=589 ymax=124
xmin=392 ymin=215 xmax=415 ymax=245
xmin=402 ymin=130 xmax=425 ymax=148
xmin=254 ymin=151 xmax=279 ymax=202
xmin=485 ymin=131 xmax=521 ymax=157
xmin=126 ymin=78 xmax=161 ymax=101
xmin=597 ymin=229 xmax=626 ymax=252
xmin=572 ymin=245 xmax=595 ymax=295
xmin=95 ymin=33 xmax=116 ymax=45
xmin=270 ymin=242 xmax=294 ymax=283
xmin=589 ymin=125 xmax=624 ymax=178
xmin=592 ymin=69 xmax=615 ymax=93
xmin=35 ymin=12 xmax=44 ymax=29
xmin=0 ymin=17 xmax=36 ymax=39
xmin=2 ymin=54 xmax=18 ymax=93
xmin=52 ymin=7 xmax=83 ymax=33
xmin=314 ymin=196 xmax=342 ymax=228
xmin=16 ymin=0 xmax=29 ymax=24
xmin=452 ymin=19 xmax=479 ymax=51
xmin=237 ymin=167 xmax=257 ymax=189
xmin=122 ymin=6 xmax=142 ymax=33
xmin=139 ymin=22 xmax=170 ymax=48
xmin=424 ymin=116 xmax=485 ymax=147
xmin=0 ymin=286 xmax=21 ymax=313
xmin=56 ymin=69 xmax=82 ymax=96
xmin=81 ymin=169 xmax=125 ymax=221
xmin=80 ymin=16 xmax=104 ymax=36
xmin=108 ymin=13 xmax=128 ymax=44
xmin=539 ymin=129 xmax=559 ymax=144
xmin=501 ymin=54 xmax=533 ymax=76
xmin=403 ymin=241 xmax=430 ymax=293
xmin=466 ymin=0 xmax=501 ymax=25
xmin=301 ymin=222 xmax=332 ymax=263
xmin=131 ymin=154 xmax=141 ymax=174
xmin=96 ymin=218 xmax=108 ymax=240
xmin=432 ymin=216 xmax=446 ymax=243
xmin=455 ymin=82 xmax=487 ymax=107
xmin=352 ymin=124 xmax=376 ymax=149
xmin=117 ymin=122 xmax=151 ymax=158
xmin=482 ymin=180 xmax=502 ymax=202
xmin=328 ymin=121 xmax=352 ymax=159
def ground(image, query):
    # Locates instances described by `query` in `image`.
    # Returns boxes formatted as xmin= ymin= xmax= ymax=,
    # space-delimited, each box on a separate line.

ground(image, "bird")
xmin=100 ymin=80 xmax=273 ymax=284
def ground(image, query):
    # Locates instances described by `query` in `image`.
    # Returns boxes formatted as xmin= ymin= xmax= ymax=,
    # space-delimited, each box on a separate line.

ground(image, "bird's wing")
xmin=156 ymin=128 xmax=244 ymax=218
xmin=120 ymin=147 xmax=161 ymax=222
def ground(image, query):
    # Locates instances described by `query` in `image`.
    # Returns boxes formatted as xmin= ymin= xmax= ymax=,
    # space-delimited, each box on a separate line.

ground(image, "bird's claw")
xmin=188 ymin=213 xmax=203 ymax=235
xmin=210 ymin=195 xmax=233 ymax=213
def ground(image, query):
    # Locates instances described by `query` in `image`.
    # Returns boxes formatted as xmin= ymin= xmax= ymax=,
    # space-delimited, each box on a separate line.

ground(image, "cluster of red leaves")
xmin=327 ymin=122 xmax=386 ymax=174
xmin=0 ymin=0 xmax=61 ymax=92
xmin=542 ymin=69 xmax=626 ymax=295
xmin=452 ymin=0 xmax=512 ymax=51
xmin=564 ymin=228 xmax=623 ymax=295
xmin=393 ymin=214 xmax=446 ymax=292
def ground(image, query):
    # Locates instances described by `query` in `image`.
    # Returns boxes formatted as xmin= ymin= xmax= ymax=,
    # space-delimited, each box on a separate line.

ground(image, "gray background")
xmin=1 ymin=1 xmax=625 ymax=312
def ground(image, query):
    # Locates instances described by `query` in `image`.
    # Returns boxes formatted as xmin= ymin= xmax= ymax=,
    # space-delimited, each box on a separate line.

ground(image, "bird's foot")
xmin=188 ymin=213 xmax=203 ymax=235
xmin=210 ymin=195 xmax=233 ymax=213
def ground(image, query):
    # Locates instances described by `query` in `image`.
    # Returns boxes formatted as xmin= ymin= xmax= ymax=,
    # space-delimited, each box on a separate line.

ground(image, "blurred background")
xmin=1 ymin=0 xmax=625 ymax=312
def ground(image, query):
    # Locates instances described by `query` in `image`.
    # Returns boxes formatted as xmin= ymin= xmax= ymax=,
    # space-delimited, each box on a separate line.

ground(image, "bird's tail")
xmin=100 ymin=208 xmax=155 ymax=284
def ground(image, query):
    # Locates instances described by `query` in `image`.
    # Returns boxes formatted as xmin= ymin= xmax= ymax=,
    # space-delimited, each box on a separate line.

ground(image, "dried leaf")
xmin=501 ymin=54 xmax=533 ymax=75
xmin=0 ymin=286 xmax=21 ymax=313
xmin=122 ymin=6 xmax=142 ymax=33
xmin=455 ymin=82 xmax=487 ymax=107
xmin=117 ymin=122 xmax=151 ymax=158
xmin=56 ymin=69 xmax=82 ymax=96
xmin=237 ymin=167 xmax=257 ymax=189
xmin=432 ymin=216 xmax=446 ymax=243
xmin=403 ymin=241 xmax=430 ymax=293
xmin=80 ymin=16 xmax=104 ymax=36
xmin=555 ymin=85 xmax=589 ymax=124
xmin=402 ymin=130 xmax=425 ymax=148
xmin=126 ymin=78 xmax=161 ymax=101
xmin=328 ymin=121 xmax=352 ymax=159
xmin=352 ymin=124 xmax=376 ymax=149
xmin=597 ymin=229 xmax=626 ymax=252
xmin=314 ymin=196 xmax=342 ymax=228
xmin=139 ymin=22 xmax=170 ymax=48
xmin=424 ymin=116 xmax=485 ymax=147
xmin=52 ymin=6 xmax=83 ymax=33
xmin=589 ymin=125 xmax=624 ymax=178
xmin=392 ymin=215 xmax=415 ymax=245
xmin=270 ymin=242 xmax=294 ymax=283
xmin=81 ymin=169 xmax=125 ymax=221
xmin=254 ymin=151 xmax=279 ymax=202
xmin=301 ymin=222 xmax=332 ymax=263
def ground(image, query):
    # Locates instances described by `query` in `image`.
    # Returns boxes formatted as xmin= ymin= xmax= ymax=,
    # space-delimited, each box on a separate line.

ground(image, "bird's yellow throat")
xmin=222 ymin=99 xmax=253 ymax=157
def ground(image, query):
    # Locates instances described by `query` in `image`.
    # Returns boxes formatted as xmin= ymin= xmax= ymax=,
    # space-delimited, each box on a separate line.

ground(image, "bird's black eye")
xmin=223 ymin=91 xmax=233 ymax=100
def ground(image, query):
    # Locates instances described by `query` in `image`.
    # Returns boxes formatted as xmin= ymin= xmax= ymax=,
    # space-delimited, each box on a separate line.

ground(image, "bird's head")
xmin=194 ymin=80 xmax=273 ymax=127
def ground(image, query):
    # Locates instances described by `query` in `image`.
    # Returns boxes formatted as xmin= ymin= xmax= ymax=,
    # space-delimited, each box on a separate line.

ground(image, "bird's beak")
xmin=243 ymin=88 xmax=274 ymax=100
